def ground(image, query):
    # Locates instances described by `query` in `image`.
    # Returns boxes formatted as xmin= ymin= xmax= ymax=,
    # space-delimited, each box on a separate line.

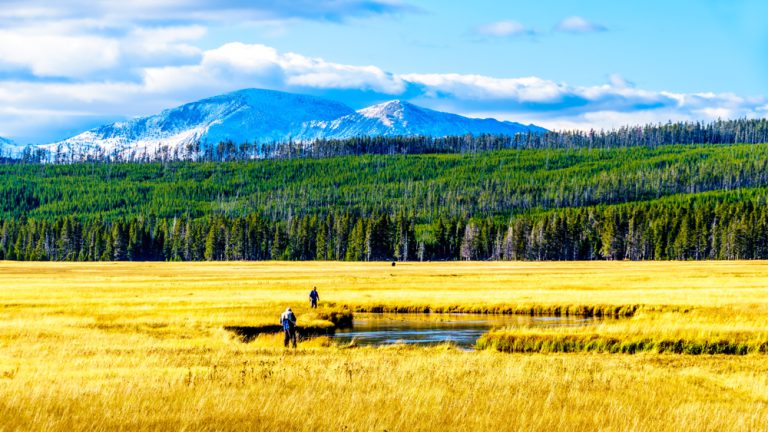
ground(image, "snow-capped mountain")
xmin=37 ymin=88 xmax=545 ymax=159
xmin=0 ymin=136 xmax=23 ymax=158
xmin=310 ymin=100 xmax=545 ymax=138
xmin=38 ymin=89 xmax=356 ymax=159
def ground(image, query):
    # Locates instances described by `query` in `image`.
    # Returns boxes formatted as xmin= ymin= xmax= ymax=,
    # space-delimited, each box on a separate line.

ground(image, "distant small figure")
xmin=309 ymin=287 xmax=319 ymax=309
xmin=392 ymin=261 xmax=396 ymax=267
xmin=280 ymin=307 xmax=297 ymax=348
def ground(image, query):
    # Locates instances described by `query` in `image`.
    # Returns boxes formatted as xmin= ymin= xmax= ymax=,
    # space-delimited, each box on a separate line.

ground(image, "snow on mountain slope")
xmin=40 ymin=88 xmax=356 ymax=158
xmin=314 ymin=100 xmax=542 ymax=138
xmin=0 ymin=136 xmax=23 ymax=158
xmin=0 ymin=136 xmax=14 ymax=149
xmin=37 ymin=89 xmax=546 ymax=159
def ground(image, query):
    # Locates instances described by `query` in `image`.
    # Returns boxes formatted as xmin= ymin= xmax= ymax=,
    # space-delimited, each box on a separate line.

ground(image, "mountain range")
xmin=5 ymin=88 xmax=545 ymax=159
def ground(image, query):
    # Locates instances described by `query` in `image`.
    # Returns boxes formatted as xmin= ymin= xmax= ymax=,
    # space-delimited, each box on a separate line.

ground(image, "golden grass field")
xmin=1 ymin=261 xmax=767 ymax=431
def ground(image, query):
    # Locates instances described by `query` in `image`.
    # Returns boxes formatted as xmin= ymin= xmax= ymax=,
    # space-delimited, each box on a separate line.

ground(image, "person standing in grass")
xmin=309 ymin=287 xmax=319 ymax=309
xmin=280 ymin=307 xmax=297 ymax=348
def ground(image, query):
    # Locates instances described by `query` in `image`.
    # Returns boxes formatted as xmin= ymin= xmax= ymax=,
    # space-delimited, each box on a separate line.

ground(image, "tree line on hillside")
xmin=3 ymin=196 xmax=768 ymax=262
xmin=5 ymin=143 xmax=768 ymax=223
xmin=14 ymin=118 xmax=768 ymax=163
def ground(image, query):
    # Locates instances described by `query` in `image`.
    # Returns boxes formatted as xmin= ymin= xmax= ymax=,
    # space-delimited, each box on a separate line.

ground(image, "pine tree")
xmin=112 ymin=222 xmax=127 ymax=261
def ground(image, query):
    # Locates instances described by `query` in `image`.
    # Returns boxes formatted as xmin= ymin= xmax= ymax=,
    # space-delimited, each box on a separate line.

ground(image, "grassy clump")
xmin=224 ymin=308 xmax=352 ymax=342
xmin=224 ymin=320 xmax=336 ymax=342
xmin=313 ymin=309 xmax=354 ymax=328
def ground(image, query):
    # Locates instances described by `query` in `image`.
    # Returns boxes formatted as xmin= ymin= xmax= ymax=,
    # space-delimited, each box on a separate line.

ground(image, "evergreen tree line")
xmin=0 ymin=212 xmax=418 ymax=262
xmin=6 ymin=144 xmax=768 ymax=223
xmin=4 ymin=194 xmax=768 ymax=261
xmin=525 ymin=118 xmax=768 ymax=150
xmin=14 ymin=118 xmax=768 ymax=163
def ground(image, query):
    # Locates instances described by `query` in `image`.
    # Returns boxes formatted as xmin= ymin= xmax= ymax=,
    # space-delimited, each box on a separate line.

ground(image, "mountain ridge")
xmin=26 ymin=88 xmax=545 ymax=159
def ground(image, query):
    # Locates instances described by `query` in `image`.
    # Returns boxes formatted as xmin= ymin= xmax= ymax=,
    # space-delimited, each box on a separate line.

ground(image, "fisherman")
xmin=280 ymin=307 xmax=297 ymax=348
xmin=309 ymin=286 xmax=319 ymax=309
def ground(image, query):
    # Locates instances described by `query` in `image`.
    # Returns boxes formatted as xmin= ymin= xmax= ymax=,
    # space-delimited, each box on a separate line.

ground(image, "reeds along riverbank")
xmin=476 ymin=309 xmax=768 ymax=355
xmin=477 ymin=331 xmax=768 ymax=354
xmin=349 ymin=303 xmax=640 ymax=317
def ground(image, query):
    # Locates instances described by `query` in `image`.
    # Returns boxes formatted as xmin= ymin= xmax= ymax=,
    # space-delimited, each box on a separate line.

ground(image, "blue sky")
xmin=0 ymin=0 xmax=766 ymax=143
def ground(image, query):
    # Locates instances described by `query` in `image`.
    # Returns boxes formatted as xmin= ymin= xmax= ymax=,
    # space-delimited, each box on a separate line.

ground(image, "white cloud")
xmin=0 ymin=21 xmax=210 ymax=80
xmin=0 ymin=2 xmax=762 ymax=144
xmin=398 ymin=71 xmax=766 ymax=131
xmin=0 ymin=42 xmax=765 ymax=142
xmin=203 ymin=43 xmax=281 ymax=72
xmin=0 ymin=42 xmax=406 ymax=103
xmin=0 ymin=5 xmax=67 ymax=20
xmin=0 ymin=42 xmax=409 ymax=141
xmin=475 ymin=20 xmax=532 ymax=37
xmin=0 ymin=1 xmax=415 ymax=24
xmin=0 ymin=1 xmax=416 ymax=81
xmin=145 ymin=42 xmax=406 ymax=94
xmin=555 ymin=16 xmax=607 ymax=33
xmin=126 ymin=25 xmax=206 ymax=62
xmin=0 ymin=29 xmax=119 ymax=77
xmin=401 ymin=74 xmax=565 ymax=102
xmin=607 ymin=73 xmax=633 ymax=88
xmin=279 ymin=53 xmax=405 ymax=93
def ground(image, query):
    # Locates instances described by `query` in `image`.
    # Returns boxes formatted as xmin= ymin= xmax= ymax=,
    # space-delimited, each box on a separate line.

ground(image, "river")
xmin=332 ymin=313 xmax=602 ymax=348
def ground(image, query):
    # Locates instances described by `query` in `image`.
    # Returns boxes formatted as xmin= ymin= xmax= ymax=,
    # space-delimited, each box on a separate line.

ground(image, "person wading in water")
xmin=280 ymin=307 xmax=297 ymax=348
xmin=309 ymin=287 xmax=319 ymax=309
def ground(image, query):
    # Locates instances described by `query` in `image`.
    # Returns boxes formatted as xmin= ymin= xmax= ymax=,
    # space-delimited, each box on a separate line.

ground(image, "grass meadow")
xmin=1 ymin=261 xmax=767 ymax=431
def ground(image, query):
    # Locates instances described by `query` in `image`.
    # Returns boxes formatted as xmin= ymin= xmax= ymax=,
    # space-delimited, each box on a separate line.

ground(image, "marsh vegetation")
xmin=1 ymin=261 xmax=767 ymax=430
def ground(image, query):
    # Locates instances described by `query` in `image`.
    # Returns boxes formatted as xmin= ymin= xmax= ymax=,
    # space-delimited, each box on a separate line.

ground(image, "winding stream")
xmin=333 ymin=313 xmax=603 ymax=348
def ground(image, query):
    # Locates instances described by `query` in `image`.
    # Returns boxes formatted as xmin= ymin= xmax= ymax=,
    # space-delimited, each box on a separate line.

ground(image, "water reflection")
xmin=333 ymin=313 xmax=601 ymax=348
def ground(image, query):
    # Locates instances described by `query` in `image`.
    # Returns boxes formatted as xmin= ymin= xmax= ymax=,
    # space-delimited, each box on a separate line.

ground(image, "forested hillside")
xmin=3 ymin=141 xmax=768 ymax=261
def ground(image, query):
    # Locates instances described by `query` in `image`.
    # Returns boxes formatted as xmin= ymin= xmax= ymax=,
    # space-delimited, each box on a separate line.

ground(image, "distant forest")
xmin=4 ymin=194 xmax=768 ymax=262
xmin=4 ymin=128 xmax=768 ymax=261
xmin=14 ymin=118 xmax=768 ymax=163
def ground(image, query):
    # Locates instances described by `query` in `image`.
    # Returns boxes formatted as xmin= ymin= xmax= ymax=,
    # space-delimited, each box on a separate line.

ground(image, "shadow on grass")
xmin=224 ymin=324 xmax=336 ymax=343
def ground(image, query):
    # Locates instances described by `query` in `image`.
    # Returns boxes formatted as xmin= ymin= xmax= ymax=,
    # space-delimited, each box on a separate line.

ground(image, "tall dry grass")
xmin=1 ymin=261 xmax=767 ymax=431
